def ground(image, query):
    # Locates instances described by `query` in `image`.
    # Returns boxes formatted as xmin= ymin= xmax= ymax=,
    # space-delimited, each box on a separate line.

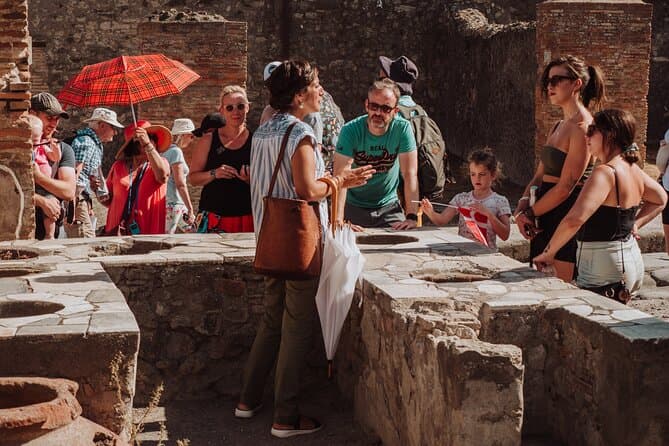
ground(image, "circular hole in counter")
xmin=356 ymin=234 xmax=419 ymax=245
xmin=0 ymin=301 xmax=65 ymax=318
xmin=0 ymin=249 xmax=38 ymax=261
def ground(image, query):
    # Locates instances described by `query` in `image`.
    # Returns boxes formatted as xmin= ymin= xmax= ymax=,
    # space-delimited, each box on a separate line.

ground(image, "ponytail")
xmin=582 ymin=65 xmax=606 ymax=111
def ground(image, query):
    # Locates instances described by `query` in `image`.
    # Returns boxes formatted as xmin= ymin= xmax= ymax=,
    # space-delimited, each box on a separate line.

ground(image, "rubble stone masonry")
xmin=24 ymin=1 xmax=668 ymax=187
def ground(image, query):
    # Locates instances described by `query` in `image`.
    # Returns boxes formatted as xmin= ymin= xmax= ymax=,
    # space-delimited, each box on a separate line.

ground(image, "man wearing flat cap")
xmin=29 ymin=92 xmax=77 ymax=240
xmin=65 ymin=107 xmax=124 ymax=238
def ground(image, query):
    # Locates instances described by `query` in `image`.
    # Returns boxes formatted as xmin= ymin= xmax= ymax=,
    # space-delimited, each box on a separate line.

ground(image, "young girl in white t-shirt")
xmin=421 ymin=148 xmax=511 ymax=250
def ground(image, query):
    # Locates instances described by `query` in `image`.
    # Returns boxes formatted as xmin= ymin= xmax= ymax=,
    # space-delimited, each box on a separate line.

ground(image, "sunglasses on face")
xmin=544 ymin=74 xmax=575 ymax=88
xmin=224 ymin=103 xmax=247 ymax=112
xmin=367 ymin=101 xmax=395 ymax=114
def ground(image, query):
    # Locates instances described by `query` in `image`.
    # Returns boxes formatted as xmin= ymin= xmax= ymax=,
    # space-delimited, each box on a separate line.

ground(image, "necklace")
xmin=220 ymin=126 xmax=246 ymax=147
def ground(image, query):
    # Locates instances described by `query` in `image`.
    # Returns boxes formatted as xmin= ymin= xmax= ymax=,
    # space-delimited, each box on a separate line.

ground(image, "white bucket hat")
xmin=84 ymin=107 xmax=124 ymax=128
xmin=263 ymin=61 xmax=282 ymax=82
xmin=171 ymin=118 xmax=196 ymax=135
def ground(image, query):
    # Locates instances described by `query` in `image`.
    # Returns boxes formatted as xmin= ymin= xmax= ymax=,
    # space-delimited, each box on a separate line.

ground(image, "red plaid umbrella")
xmin=57 ymin=54 xmax=200 ymax=120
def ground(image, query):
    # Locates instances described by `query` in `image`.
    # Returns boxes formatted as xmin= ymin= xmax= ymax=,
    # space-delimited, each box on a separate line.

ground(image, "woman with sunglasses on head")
xmin=188 ymin=85 xmax=254 ymax=233
xmin=533 ymin=109 xmax=666 ymax=301
xmin=515 ymin=55 xmax=606 ymax=282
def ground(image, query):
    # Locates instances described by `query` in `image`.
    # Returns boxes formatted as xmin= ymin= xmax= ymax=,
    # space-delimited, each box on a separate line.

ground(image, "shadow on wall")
xmin=438 ymin=7 xmax=536 ymax=186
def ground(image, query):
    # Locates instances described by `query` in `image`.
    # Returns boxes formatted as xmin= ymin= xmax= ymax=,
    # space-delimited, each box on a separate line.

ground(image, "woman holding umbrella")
xmin=235 ymin=60 xmax=373 ymax=438
xmin=101 ymin=120 xmax=170 ymax=235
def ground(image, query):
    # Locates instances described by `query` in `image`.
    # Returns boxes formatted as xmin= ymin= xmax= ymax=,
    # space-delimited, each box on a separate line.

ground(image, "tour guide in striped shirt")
xmin=334 ymin=78 xmax=419 ymax=230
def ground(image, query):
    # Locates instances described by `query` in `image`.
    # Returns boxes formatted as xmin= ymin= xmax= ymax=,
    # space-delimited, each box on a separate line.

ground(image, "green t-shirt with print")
xmin=336 ymin=115 xmax=416 ymax=208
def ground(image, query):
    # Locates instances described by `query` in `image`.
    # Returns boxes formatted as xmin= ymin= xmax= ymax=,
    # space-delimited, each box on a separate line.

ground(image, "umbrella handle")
xmin=318 ymin=177 xmax=338 ymax=236
xmin=130 ymin=101 xmax=137 ymax=126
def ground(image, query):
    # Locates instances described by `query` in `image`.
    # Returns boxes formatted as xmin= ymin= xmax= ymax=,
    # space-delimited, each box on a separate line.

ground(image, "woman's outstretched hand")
xmin=339 ymin=163 xmax=375 ymax=189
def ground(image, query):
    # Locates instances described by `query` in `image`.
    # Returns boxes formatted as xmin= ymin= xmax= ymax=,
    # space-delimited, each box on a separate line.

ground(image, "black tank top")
xmin=578 ymin=166 xmax=638 ymax=242
xmin=198 ymin=130 xmax=252 ymax=216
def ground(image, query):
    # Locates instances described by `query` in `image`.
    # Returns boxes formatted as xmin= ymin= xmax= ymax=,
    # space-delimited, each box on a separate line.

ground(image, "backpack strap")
xmin=397 ymin=103 xmax=427 ymax=120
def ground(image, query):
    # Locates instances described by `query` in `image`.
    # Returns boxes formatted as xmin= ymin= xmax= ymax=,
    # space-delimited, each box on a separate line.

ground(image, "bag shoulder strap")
xmin=122 ymin=161 xmax=148 ymax=221
xmin=267 ymin=122 xmax=298 ymax=198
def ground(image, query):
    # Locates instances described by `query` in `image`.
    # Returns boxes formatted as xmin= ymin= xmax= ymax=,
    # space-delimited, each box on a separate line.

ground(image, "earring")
xmin=299 ymin=102 xmax=304 ymax=109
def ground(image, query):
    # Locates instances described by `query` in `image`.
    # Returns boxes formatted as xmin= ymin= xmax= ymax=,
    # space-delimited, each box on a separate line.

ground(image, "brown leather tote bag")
xmin=253 ymin=123 xmax=324 ymax=280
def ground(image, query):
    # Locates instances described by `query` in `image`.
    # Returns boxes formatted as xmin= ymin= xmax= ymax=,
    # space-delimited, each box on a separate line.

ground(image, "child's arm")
xmin=45 ymin=139 xmax=61 ymax=163
xmin=470 ymin=203 xmax=511 ymax=241
xmin=421 ymin=198 xmax=458 ymax=226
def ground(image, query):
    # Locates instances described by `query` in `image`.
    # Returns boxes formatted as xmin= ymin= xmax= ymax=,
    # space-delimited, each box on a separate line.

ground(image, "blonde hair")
xmin=21 ymin=114 xmax=43 ymax=142
xmin=220 ymin=85 xmax=248 ymax=106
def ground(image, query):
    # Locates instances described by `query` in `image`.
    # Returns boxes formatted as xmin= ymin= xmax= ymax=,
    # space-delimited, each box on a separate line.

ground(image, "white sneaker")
xmin=270 ymin=417 xmax=322 ymax=438
xmin=234 ymin=403 xmax=263 ymax=419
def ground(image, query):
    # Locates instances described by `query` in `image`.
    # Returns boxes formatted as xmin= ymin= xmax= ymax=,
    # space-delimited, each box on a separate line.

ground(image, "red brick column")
xmin=536 ymin=0 xmax=653 ymax=163
xmin=0 ymin=0 xmax=34 ymax=239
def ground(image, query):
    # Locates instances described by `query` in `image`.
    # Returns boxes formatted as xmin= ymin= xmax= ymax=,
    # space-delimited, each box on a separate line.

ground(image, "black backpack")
xmin=397 ymin=103 xmax=453 ymax=200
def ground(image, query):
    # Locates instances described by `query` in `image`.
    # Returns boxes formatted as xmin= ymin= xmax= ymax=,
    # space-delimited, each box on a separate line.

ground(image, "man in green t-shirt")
xmin=334 ymin=79 xmax=418 ymax=229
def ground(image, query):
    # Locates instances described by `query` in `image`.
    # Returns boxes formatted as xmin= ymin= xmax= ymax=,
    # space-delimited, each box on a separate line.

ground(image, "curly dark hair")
xmin=266 ymin=60 xmax=318 ymax=112
xmin=467 ymin=147 xmax=503 ymax=185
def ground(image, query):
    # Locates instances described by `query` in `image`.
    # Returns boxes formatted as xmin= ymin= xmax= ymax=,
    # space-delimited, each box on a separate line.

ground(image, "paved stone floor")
xmin=135 ymin=376 xmax=379 ymax=446
xmin=136 ymin=387 xmax=562 ymax=446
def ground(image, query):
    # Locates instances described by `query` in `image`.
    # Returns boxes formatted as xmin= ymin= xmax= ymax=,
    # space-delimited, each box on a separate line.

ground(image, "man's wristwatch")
xmin=209 ymin=169 xmax=216 ymax=178
xmin=405 ymin=213 xmax=418 ymax=221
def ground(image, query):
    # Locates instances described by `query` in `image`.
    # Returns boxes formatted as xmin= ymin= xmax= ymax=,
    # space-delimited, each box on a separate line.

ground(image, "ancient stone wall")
xmin=0 ymin=0 xmax=34 ymax=240
xmin=336 ymin=285 xmax=524 ymax=446
xmin=536 ymin=1 xmax=653 ymax=163
xmin=647 ymin=0 xmax=669 ymax=151
xmin=102 ymin=257 xmax=267 ymax=403
xmin=23 ymin=0 xmax=539 ymax=187
xmin=480 ymin=292 xmax=669 ymax=445
xmin=25 ymin=0 xmax=668 ymax=185
xmin=441 ymin=7 xmax=536 ymax=184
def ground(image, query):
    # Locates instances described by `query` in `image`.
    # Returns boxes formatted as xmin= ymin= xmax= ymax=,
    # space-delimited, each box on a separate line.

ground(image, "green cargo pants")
xmin=239 ymin=276 xmax=319 ymax=425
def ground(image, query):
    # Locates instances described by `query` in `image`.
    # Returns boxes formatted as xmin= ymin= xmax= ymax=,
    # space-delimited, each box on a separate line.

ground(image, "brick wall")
xmin=0 ymin=0 xmax=34 ymax=240
xmin=138 ymin=19 xmax=248 ymax=165
xmin=536 ymin=1 xmax=653 ymax=163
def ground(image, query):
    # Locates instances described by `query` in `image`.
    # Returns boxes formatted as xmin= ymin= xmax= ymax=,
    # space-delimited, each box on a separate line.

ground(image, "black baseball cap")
xmin=192 ymin=112 xmax=225 ymax=137
xmin=378 ymin=56 xmax=419 ymax=95
xmin=30 ymin=92 xmax=69 ymax=119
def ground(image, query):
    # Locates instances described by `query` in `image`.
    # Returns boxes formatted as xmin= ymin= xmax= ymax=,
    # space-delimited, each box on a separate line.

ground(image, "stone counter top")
xmin=0 ymin=228 xmax=667 ymax=445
